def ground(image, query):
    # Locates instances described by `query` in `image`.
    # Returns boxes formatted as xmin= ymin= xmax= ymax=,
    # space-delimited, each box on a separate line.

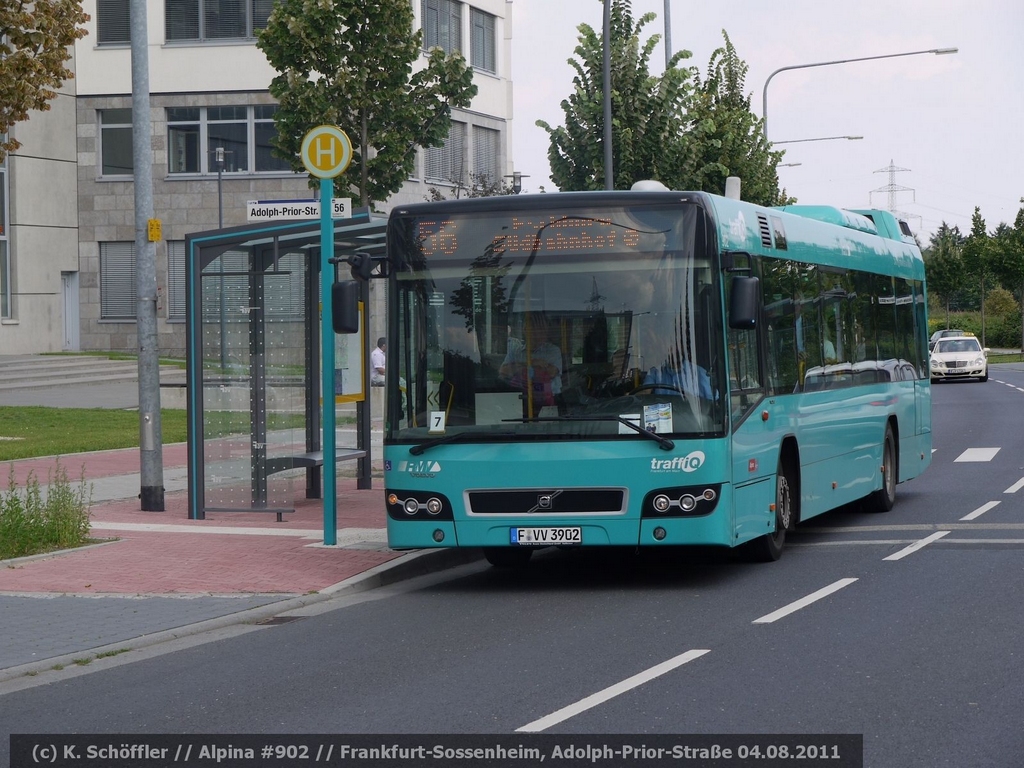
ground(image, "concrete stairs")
xmin=0 ymin=355 xmax=186 ymax=391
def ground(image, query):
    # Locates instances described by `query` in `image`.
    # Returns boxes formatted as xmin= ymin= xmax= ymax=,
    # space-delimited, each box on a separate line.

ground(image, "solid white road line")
xmin=883 ymin=531 xmax=951 ymax=561
xmin=961 ymin=501 xmax=1000 ymax=521
xmin=954 ymin=448 xmax=1001 ymax=462
xmin=752 ymin=578 xmax=858 ymax=625
xmin=1005 ymin=477 xmax=1024 ymax=494
xmin=515 ymin=649 xmax=711 ymax=733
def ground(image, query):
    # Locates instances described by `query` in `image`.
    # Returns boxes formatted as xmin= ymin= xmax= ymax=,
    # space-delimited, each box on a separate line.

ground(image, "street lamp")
xmin=214 ymin=146 xmax=225 ymax=228
xmin=762 ymin=47 xmax=958 ymax=138
xmin=505 ymin=171 xmax=530 ymax=194
xmin=774 ymin=135 xmax=864 ymax=145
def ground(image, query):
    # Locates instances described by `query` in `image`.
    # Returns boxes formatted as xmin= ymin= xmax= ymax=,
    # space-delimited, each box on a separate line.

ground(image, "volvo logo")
xmin=527 ymin=489 xmax=562 ymax=514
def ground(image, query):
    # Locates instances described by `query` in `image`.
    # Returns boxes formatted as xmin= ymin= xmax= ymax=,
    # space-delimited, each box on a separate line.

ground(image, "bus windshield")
xmin=385 ymin=202 xmax=727 ymax=444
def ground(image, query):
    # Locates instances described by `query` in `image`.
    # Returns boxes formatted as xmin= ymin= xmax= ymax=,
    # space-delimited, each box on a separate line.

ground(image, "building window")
xmin=422 ymin=0 xmax=461 ymax=54
xmin=425 ymin=121 xmax=465 ymax=184
xmin=97 ymin=0 xmax=131 ymax=44
xmin=167 ymin=105 xmax=291 ymax=175
xmin=166 ymin=0 xmax=272 ymax=42
xmin=167 ymin=241 xmax=186 ymax=321
xmin=99 ymin=109 xmax=134 ymax=176
xmin=0 ymin=144 xmax=8 ymax=318
xmin=472 ymin=126 xmax=500 ymax=186
xmin=100 ymin=242 xmax=136 ymax=320
xmin=470 ymin=8 xmax=495 ymax=73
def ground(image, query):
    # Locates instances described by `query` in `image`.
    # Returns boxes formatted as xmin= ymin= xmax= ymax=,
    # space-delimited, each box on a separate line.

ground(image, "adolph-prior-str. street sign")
xmin=246 ymin=198 xmax=352 ymax=222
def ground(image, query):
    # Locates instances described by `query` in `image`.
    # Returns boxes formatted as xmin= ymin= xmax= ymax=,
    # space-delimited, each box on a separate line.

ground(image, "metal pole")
xmin=663 ymin=0 xmax=671 ymax=70
xmin=320 ymin=177 xmax=337 ymax=545
xmin=602 ymin=0 xmax=613 ymax=190
xmin=130 ymin=0 xmax=164 ymax=511
xmin=216 ymin=147 xmax=226 ymax=369
xmin=761 ymin=47 xmax=957 ymax=139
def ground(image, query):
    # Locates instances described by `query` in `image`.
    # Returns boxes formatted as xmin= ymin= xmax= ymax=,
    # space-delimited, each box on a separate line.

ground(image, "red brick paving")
xmin=0 ymin=446 xmax=400 ymax=596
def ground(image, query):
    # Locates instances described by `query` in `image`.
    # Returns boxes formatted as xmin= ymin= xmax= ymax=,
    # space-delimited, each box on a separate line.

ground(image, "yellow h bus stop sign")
xmin=301 ymin=125 xmax=353 ymax=179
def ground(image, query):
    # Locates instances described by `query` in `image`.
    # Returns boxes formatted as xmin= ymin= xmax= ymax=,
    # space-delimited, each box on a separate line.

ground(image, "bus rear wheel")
xmin=743 ymin=458 xmax=793 ymax=563
xmin=865 ymin=423 xmax=896 ymax=513
xmin=483 ymin=547 xmax=533 ymax=568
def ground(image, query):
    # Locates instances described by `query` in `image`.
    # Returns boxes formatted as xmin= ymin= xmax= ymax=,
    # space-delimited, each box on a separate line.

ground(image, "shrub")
xmin=0 ymin=461 xmax=92 ymax=560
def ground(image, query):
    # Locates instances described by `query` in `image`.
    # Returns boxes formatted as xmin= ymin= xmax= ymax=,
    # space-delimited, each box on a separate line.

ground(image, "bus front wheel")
xmin=483 ymin=547 xmax=533 ymax=568
xmin=743 ymin=458 xmax=793 ymax=563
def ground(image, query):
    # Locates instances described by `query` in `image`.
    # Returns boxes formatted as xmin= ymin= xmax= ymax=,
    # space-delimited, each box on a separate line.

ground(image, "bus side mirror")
xmin=729 ymin=276 xmax=759 ymax=329
xmin=332 ymin=280 xmax=359 ymax=334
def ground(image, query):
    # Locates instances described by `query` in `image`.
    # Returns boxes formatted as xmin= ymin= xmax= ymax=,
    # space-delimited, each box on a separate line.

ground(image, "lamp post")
xmin=504 ymin=171 xmax=530 ymax=194
xmin=762 ymin=47 xmax=957 ymax=138
xmin=774 ymin=135 xmax=863 ymax=145
xmin=214 ymin=146 xmax=225 ymax=228
xmin=602 ymin=0 xmax=613 ymax=189
xmin=213 ymin=146 xmax=226 ymax=367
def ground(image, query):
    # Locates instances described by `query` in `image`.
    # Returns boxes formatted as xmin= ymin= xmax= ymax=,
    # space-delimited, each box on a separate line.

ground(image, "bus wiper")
xmin=409 ymin=430 xmax=517 ymax=455
xmin=504 ymin=415 xmax=675 ymax=451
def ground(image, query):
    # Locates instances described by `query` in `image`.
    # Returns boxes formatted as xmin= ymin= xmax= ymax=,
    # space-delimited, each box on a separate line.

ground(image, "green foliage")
xmin=985 ymin=286 xmax=1017 ymax=317
xmin=425 ymin=171 xmax=517 ymax=201
xmin=537 ymin=1 xmax=697 ymax=191
xmin=536 ymin=2 xmax=784 ymax=203
xmin=924 ymin=223 xmax=966 ymax=320
xmin=1 ymin=461 xmax=92 ymax=560
xmin=0 ymin=0 xmax=89 ymax=161
xmin=688 ymin=32 xmax=787 ymax=206
xmin=256 ymin=0 xmax=477 ymax=208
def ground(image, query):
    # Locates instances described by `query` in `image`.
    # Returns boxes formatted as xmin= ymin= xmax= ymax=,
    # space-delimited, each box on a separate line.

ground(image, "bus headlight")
xmin=426 ymin=497 xmax=443 ymax=515
xmin=653 ymin=494 xmax=672 ymax=513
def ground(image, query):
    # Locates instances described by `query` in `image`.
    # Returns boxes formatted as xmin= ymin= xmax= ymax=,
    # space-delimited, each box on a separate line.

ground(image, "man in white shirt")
xmin=370 ymin=338 xmax=386 ymax=386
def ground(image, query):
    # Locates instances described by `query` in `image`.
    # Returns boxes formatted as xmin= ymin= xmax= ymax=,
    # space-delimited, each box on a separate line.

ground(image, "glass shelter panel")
xmin=198 ymin=246 xmax=310 ymax=514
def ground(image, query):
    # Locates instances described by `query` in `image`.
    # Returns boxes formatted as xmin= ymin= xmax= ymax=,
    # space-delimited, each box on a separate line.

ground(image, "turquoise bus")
xmin=338 ymin=187 xmax=931 ymax=565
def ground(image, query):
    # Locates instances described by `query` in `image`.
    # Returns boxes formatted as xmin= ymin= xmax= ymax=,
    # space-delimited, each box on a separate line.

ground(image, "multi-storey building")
xmin=0 ymin=0 xmax=513 ymax=357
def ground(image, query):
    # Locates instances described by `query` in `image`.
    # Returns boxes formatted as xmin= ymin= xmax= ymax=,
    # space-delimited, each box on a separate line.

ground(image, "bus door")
xmin=724 ymin=256 xmax=776 ymax=541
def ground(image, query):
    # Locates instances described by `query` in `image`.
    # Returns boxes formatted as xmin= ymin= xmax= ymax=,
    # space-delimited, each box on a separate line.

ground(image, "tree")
xmin=989 ymin=200 xmax=1024 ymax=350
xmin=0 ymin=0 xmax=88 ymax=161
xmin=536 ymin=0 xmax=697 ymax=192
xmin=688 ymin=32 xmax=786 ymax=206
xmin=426 ymin=171 xmax=518 ymax=201
xmin=961 ymin=207 xmax=993 ymax=345
xmin=537 ymin=2 xmax=785 ymax=203
xmin=923 ymin=222 xmax=965 ymax=325
xmin=256 ymin=0 xmax=477 ymax=209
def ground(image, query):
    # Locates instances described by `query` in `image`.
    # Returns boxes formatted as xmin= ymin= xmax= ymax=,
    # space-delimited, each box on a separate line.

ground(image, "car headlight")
xmin=930 ymin=359 xmax=941 ymax=369
xmin=974 ymin=356 xmax=986 ymax=366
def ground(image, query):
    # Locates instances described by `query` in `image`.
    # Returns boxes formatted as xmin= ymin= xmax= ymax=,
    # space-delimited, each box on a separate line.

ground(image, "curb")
xmin=0 ymin=547 xmax=483 ymax=684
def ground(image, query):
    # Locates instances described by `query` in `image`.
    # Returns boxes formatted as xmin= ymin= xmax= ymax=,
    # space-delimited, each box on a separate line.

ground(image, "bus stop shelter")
xmin=183 ymin=209 xmax=386 ymax=520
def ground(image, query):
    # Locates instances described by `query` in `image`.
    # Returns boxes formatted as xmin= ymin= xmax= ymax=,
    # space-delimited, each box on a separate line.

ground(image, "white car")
xmin=930 ymin=336 xmax=989 ymax=382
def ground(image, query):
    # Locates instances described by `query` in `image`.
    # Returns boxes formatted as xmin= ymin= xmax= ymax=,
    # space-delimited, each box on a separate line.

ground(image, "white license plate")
xmin=949 ymin=368 xmax=964 ymax=374
xmin=511 ymin=526 xmax=582 ymax=545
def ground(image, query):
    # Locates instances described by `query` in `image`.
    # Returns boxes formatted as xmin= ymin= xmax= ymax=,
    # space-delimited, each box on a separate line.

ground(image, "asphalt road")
xmin=3 ymin=364 xmax=1024 ymax=768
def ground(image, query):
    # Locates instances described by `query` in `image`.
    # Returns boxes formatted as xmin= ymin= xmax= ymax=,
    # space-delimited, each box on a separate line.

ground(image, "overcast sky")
xmin=509 ymin=0 xmax=1023 ymax=243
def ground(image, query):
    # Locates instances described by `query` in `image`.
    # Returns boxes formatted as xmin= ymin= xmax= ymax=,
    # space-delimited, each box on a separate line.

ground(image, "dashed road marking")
xmin=883 ymin=531 xmax=950 ymax=561
xmin=954 ymin=447 xmax=1001 ymax=462
xmin=961 ymin=501 xmax=1000 ymax=521
xmin=1005 ymin=477 xmax=1024 ymax=494
xmin=752 ymin=578 xmax=858 ymax=624
xmin=515 ymin=649 xmax=711 ymax=732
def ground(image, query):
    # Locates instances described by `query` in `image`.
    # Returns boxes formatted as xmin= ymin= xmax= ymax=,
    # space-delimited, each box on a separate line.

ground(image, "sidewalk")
xmin=0 ymin=442 xmax=479 ymax=677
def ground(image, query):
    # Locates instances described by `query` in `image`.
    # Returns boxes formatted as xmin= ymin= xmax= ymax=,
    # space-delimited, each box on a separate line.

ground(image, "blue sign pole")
xmin=301 ymin=124 xmax=351 ymax=547
xmin=320 ymin=176 xmax=337 ymax=545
